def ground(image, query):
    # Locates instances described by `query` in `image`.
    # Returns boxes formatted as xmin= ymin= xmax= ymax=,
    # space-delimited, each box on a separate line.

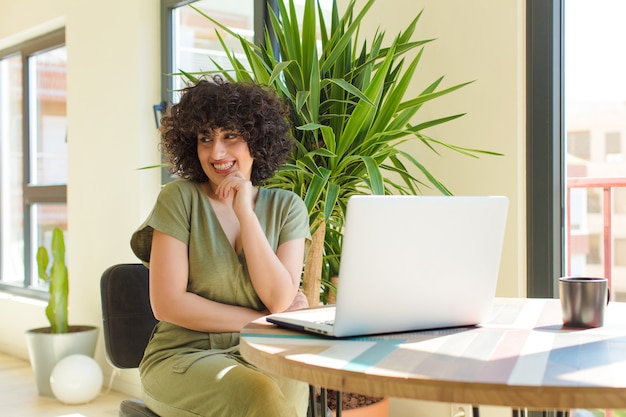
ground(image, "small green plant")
xmin=36 ymin=227 xmax=68 ymax=333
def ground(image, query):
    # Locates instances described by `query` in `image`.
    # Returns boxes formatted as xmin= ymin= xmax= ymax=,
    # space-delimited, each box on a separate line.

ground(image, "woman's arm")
xmin=238 ymin=207 xmax=305 ymax=313
xmin=217 ymin=174 xmax=306 ymax=313
xmin=148 ymin=229 xmax=267 ymax=332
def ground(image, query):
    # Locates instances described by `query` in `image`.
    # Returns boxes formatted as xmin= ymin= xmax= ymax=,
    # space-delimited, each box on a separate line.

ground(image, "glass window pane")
xmin=30 ymin=203 xmax=67 ymax=290
xmin=565 ymin=1 xmax=626 ymax=300
xmin=28 ymin=45 xmax=67 ymax=186
xmin=0 ymin=54 xmax=25 ymax=286
xmin=567 ymin=131 xmax=591 ymax=161
xmin=615 ymin=187 xmax=626 ymax=214
xmin=170 ymin=0 xmax=334 ymax=96
xmin=0 ymin=30 xmax=65 ymax=294
xmin=605 ymin=132 xmax=621 ymax=155
xmin=172 ymin=0 xmax=255 ymax=94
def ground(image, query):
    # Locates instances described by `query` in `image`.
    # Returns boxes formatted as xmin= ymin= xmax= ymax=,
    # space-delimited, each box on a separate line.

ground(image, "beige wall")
xmin=0 ymin=0 xmax=162 ymax=397
xmin=0 ymin=0 xmax=526 ymax=409
xmin=356 ymin=0 xmax=526 ymax=298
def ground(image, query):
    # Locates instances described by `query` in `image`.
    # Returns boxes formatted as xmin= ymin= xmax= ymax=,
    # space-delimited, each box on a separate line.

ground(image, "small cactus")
xmin=36 ymin=227 xmax=68 ymax=333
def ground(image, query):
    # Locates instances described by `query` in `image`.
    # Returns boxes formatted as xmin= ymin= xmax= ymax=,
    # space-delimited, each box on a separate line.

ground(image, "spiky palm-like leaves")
xmin=186 ymin=0 xmax=498 ymax=304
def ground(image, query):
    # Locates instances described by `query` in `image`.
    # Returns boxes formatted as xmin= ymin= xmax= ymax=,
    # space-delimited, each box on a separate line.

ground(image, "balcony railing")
xmin=566 ymin=176 xmax=626 ymax=300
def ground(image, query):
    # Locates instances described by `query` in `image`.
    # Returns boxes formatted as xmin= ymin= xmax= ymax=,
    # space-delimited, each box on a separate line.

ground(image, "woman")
xmin=131 ymin=76 xmax=311 ymax=417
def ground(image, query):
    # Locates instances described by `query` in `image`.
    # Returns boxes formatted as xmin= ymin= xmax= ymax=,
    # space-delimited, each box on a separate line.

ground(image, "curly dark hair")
xmin=159 ymin=76 xmax=294 ymax=185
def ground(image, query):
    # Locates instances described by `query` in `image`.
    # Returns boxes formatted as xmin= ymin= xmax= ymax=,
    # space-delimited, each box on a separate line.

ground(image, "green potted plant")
xmin=24 ymin=227 xmax=98 ymax=397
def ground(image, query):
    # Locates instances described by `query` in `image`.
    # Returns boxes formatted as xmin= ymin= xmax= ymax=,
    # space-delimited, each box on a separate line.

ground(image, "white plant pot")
xmin=25 ymin=325 xmax=99 ymax=397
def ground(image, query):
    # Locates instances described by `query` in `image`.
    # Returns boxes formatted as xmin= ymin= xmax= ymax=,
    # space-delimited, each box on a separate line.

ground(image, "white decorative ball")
xmin=50 ymin=354 xmax=103 ymax=404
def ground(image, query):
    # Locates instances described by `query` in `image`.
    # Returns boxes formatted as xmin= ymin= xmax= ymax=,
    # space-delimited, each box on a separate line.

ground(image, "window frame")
xmin=0 ymin=28 xmax=67 ymax=298
xmin=526 ymin=0 xmax=565 ymax=298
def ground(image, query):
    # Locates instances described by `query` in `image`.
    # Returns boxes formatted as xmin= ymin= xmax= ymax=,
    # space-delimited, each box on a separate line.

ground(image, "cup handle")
xmin=607 ymin=287 xmax=611 ymax=305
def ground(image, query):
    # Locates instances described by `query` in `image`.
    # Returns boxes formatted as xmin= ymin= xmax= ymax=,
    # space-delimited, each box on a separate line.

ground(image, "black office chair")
xmin=100 ymin=263 xmax=160 ymax=417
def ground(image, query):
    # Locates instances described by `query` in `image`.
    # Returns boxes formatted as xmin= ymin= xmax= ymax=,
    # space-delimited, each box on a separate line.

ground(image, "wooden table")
xmin=240 ymin=298 xmax=626 ymax=411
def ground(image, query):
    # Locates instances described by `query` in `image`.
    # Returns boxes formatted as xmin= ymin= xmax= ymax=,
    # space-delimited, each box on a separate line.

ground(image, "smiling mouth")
xmin=213 ymin=161 xmax=235 ymax=171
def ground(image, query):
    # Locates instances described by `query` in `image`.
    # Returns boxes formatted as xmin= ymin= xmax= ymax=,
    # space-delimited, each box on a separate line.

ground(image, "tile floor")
xmin=0 ymin=351 xmax=128 ymax=417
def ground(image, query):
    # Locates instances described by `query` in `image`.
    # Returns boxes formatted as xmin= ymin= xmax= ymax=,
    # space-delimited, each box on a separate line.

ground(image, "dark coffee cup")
xmin=559 ymin=277 xmax=610 ymax=328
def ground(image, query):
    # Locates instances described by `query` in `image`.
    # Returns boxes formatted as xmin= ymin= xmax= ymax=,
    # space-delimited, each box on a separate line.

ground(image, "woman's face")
xmin=197 ymin=127 xmax=253 ymax=187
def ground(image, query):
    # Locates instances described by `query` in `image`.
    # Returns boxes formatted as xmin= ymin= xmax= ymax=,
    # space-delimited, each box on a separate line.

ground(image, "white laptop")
xmin=266 ymin=195 xmax=508 ymax=338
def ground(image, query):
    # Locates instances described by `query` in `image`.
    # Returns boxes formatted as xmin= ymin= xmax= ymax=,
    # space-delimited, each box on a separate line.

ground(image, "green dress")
xmin=130 ymin=180 xmax=311 ymax=417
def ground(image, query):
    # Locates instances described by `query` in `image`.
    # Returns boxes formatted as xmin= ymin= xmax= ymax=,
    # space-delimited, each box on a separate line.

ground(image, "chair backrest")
xmin=100 ymin=263 xmax=158 ymax=369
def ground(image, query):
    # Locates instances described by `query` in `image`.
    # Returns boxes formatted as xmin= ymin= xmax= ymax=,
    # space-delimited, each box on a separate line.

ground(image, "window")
xmin=0 ymin=29 xmax=67 ymax=296
xmin=606 ymin=132 xmax=621 ymax=153
xmin=587 ymin=233 xmax=601 ymax=265
xmin=564 ymin=2 xmax=626 ymax=303
xmin=587 ymin=188 xmax=601 ymax=214
xmin=567 ymin=131 xmax=591 ymax=160
xmin=614 ymin=187 xmax=626 ymax=214
xmin=161 ymin=0 xmax=261 ymax=106
xmin=605 ymin=131 xmax=621 ymax=161
xmin=161 ymin=0 xmax=332 ymax=108
xmin=529 ymin=0 xmax=626 ymax=302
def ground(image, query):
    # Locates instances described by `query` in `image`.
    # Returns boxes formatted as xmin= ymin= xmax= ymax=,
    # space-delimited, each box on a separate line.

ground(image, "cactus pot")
xmin=25 ymin=325 xmax=98 ymax=397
